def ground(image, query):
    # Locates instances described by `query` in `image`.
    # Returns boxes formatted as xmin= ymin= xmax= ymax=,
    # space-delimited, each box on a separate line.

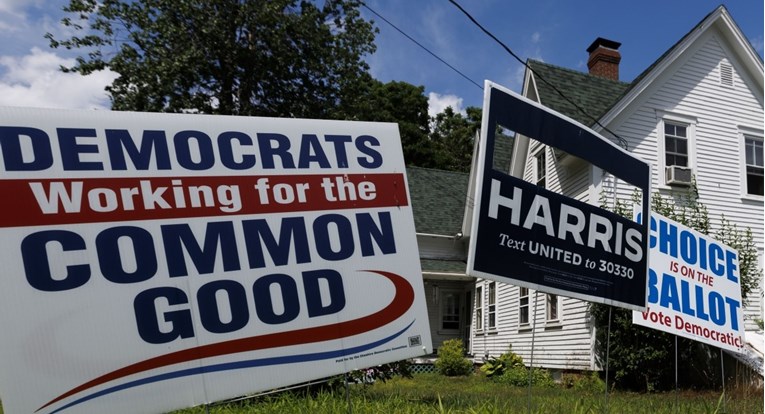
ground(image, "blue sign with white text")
xmin=468 ymin=82 xmax=651 ymax=310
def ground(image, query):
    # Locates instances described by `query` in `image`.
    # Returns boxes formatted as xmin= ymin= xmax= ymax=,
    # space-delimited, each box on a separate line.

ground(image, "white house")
xmin=469 ymin=5 xmax=763 ymax=373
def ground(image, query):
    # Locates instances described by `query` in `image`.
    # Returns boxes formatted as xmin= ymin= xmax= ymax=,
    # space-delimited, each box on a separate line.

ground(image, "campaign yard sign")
xmin=467 ymin=82 xmax=651 ymax=310
xmin=633 ymin=211 xmax=745 ymax=353
xmin=0 ymin=107 xmax=432 ymax=414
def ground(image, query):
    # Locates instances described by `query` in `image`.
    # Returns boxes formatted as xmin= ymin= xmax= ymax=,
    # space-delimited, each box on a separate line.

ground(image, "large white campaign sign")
xmin=0 ymin=107 xmax=431 ymax=414
xmin=633 ymin=211 xmax=745 ymax=353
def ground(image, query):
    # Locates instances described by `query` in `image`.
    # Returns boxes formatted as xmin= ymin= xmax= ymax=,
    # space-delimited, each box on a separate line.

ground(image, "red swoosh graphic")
xmin=39 ymin=269 xmax=413 ymax=412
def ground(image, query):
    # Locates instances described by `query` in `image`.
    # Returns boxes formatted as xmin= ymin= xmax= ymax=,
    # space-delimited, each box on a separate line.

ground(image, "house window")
xmin=519 ymin=287 xmax=529 ymax=325
xmin=664 ymin=122 xmax=689 ymax=167
xmin=441 ymin=291 xmax=460 ymax=330
xmin=488 ymin=282 xmax=497 ymax=329
xmin=475 ymin=286 xmax=483 ymax=331
xmin=546 ymin=294 xmax=559 ymax=321
xmin=745 ymin=135 xmax=763 ymax=196
xmin=535 ymin=150 xmax=547 ymax=188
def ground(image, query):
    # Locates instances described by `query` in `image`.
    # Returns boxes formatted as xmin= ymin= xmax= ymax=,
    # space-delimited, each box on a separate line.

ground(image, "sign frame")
xmin=467 ymin=81 xmax=652 ymax=310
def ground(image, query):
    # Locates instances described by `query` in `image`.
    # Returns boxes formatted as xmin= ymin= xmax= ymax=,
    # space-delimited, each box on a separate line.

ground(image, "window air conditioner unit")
xmin=665 ymin=165 xmax=692 ymax=186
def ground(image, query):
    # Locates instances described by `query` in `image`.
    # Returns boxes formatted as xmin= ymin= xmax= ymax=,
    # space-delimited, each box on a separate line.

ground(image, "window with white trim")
xmin=546 ymin=293 xmax=559 ymax=321
xmin=519 ymin=287 xmax=529 ymax=325
xmin=745 ymin=135 xmax=763 ymax=196
xmin=475 ymin=286 xmax=483 ymax=331
xmin=659 ymin=113 xmax=696 ymax=187
xmin=488 ymin=282 xmax=497 ymax=329
xmin=534 ymin=149 xmax=547 ymax=188
xmin=664 ymin=122 xmax=689 ymax=167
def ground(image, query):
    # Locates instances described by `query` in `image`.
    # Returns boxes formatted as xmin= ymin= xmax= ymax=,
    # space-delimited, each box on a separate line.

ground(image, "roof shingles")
xmin=527 ymin=59 xmax=630 ymax=126
xmin=406 ymin=166 xmax=469 ymax=236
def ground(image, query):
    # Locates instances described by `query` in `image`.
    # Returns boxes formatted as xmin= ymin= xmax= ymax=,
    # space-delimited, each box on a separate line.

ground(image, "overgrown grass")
xmin=2 ymin=374 xmax=760 ymax=413
xmin=169 ymin=373 xmax=763 ymax=414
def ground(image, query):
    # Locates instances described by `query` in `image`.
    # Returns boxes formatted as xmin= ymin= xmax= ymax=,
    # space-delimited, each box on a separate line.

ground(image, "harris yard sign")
xmin=0 ymin=107 xmax=431 ymax=414
xmin=467 ymin=82 xmax=652 ymax=310
xmin=633 ymin=211 xmax=745 ymax=353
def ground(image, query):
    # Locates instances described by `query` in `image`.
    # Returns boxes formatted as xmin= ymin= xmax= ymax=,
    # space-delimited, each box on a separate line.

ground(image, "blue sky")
xmin=0 ymin=0 xmax=761 ymax=114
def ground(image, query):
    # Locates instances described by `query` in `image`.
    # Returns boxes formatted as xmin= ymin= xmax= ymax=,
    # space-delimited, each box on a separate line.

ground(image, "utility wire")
xmin=447 ymin=0 xmax=630 ymax=150
xmin=356 ymin=4 xmax=481 ymax=210
xmin=361 ymin=2 xmax=483 ymax=91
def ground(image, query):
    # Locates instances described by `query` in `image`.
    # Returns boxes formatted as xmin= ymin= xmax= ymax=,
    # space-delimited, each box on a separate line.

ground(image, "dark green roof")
xmin=527 ymin=59 xmax=630 ymax=126
xmin=492 ymin=130 xmax=514 ymax=174
xmin=406 ymin=166 xmax=469 ymax=236
xmin=420 ymin=258 xmax=466 ymax=274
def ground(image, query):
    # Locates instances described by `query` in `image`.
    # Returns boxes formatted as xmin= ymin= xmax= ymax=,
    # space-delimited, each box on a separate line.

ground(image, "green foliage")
xmin=592 ymin=181 xmax=762 ymax=391
xmin=434 ymin=339 xmax=473 ymax=377
xmin=479 ymin=347 xmax=524 ymax=378
xmin=48 ymin=0 xmax=376 ymax=119
xmin=495 ymin=365 xmax=555 ymax=388
xmin=429 ymin=106 xmax=482 ymax=172
xmin=714 ymin=216 xmax=761 ymax=306
xmin=351 ymin=80 xmax=434 ymax=167
xmin=11 ymin=372 xmax=764 ymax=413
xmin=47 ymin=1 xmax=481 ymax=172
xmin=560 ymin=372 xmax=606 ymax=393
xmin=479 ymin=347 xmax=553 ymax=388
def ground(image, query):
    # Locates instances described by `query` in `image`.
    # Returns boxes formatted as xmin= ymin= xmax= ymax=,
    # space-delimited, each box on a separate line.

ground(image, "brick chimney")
xmin=587 ymin=37 xmax=621 ymax=80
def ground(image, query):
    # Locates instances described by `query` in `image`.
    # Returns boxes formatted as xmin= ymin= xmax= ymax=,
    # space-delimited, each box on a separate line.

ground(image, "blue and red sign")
xmin=0 ymin=108 xmax=431 ymax=414
xmin=633 ymin=211 xmax=745 ymax=353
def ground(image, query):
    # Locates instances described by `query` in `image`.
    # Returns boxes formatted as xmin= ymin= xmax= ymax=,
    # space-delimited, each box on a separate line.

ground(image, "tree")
xmin=47 ymin=0 xmax=376 ymax=119
xmin=590 ymin=183 xmax=762 ymax=391
xmin=352 ymin=79 xmax=435 ymax=167
xmin=429 ymin=106 xmax=481 ymax=173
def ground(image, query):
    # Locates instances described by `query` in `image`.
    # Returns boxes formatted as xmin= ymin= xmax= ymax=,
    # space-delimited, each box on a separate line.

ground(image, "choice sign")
xmin=468 ymin=82 xmax=651 ymax=310
xmin=633 ymin=211 xmax=745 ymax=353
xmin=0 ymin=108 xmax=431 ymax=414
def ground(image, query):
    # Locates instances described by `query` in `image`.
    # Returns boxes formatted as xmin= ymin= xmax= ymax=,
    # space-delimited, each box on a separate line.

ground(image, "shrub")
xmin=496 ymin=366 xmax=555 ymax=388
xmin=480 ymin=347 xmax=525 ymax=378
xmin=434 ymin=339 xmax=473 ymax=376
xmin=574 ymin=372 xmax=606 ymax=393
xmin=561 ymin=372 xmax=606 ymax=393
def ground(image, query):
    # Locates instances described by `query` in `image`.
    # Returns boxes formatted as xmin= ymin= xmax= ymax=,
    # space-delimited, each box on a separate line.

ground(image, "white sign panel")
xmin=0 ymin=107 xmax=431 ymax=414
xmin=633 ymin=211 xmax=745 ymax=353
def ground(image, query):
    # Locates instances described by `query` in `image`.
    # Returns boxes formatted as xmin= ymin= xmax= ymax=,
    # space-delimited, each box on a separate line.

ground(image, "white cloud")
xmin=422 ymin=6 xmax=456 ymax=62
xmin=428 ymin=92 xmax=464 ymax=117
xmin=0 ymin=0 xmax=31 ymax=15
xmin=0 ymin=47 xmax=116 ymax=110
xmin=531 ymin=32 xmax=541 ymax=43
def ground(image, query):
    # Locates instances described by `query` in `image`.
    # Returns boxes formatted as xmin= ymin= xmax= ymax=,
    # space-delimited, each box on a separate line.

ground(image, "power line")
xmin=447 ymin=0 xmax=630 ymax=150
xmin=361 ymin=2 xmax=483 ymax=91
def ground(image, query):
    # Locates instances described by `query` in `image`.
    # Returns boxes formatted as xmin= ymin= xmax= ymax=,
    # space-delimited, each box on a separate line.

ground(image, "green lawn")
xmin=4 ymin=373 xmax=762 ymax=413
xmin=172 ymin=373 xmax=762 ymax=414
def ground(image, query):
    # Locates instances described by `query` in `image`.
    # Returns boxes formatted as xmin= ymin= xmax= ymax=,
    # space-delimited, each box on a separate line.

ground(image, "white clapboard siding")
xmin=606 ymin=33 xmax=763 ymax=330
xmin=471 ymin=280 xmax=597 ymax=370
